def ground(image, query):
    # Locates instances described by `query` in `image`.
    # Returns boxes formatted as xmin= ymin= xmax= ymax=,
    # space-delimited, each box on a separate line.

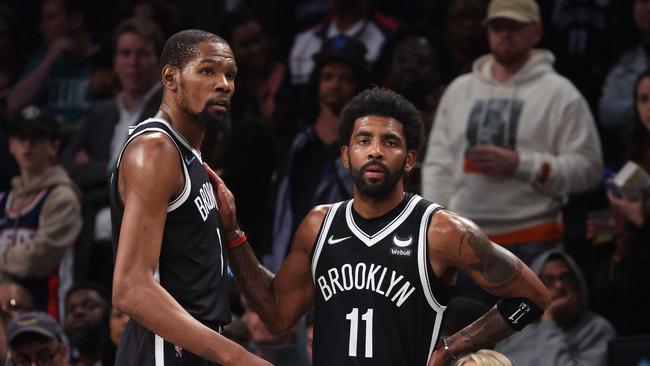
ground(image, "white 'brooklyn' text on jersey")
xmin=310 ymin=194 xmax=453 ymax=365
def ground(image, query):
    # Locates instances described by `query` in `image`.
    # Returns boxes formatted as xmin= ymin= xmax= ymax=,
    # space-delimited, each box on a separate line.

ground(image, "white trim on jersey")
xmin=143 ymin=118 xmax=203 ymax=163
xmin=155 ymin=334 xmax=165 ymax=366
xmin=426 ymin=306 xmax=446 ymax=366
xmin=417 ymin=203 xmax=444 ymax=311
xmin=311 ymin=202 xmax=344 ymax=280
xmin=418 ymin=202 xmax=447 ymax=366
xmin=114 ymin=126 xmax=191 ymax=213
xmin=345 ymin=195 xmax=422 ymax=247
xmin=153 ymin=265 xmax=164 ymax=365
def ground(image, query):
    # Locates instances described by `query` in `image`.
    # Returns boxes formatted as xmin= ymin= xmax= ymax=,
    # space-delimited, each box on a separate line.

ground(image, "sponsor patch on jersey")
xmin=390 ymin=234 xmax=412 ymax=256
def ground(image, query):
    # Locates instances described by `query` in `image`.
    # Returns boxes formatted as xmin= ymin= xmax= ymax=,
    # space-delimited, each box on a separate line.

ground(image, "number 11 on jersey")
xmin=346 ymin=308 xmax=373 ymax=358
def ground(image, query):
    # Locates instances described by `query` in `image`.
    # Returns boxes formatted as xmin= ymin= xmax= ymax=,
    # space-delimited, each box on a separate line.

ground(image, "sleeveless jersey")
xmin=0 ymin=188 xmax=73 ymax=321
xmin=311 ymin=194 xmax=453 ymax=365
xmin=110 ymin=118 xmax=228 ymax=365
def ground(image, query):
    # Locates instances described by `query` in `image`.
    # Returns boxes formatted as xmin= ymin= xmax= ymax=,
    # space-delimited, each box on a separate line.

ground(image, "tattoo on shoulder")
xmin=462 ymin=225 xmax=522 ymax=290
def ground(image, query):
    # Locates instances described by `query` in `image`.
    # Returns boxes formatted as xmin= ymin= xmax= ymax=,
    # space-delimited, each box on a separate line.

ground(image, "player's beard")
xmin=180 ymin=89 xmax=231 ymax=131
xmin=349 ymin=159 xmax=405 ymax=200
xmin=186 ymin=100 xmax=231 ymax=131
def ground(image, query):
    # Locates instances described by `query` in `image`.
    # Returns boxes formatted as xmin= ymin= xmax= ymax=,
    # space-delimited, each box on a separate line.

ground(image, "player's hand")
xmin=204 ymin=163 xmax=242 ymax=242
xmin=466 ymin=144 xmax=519 ymax=177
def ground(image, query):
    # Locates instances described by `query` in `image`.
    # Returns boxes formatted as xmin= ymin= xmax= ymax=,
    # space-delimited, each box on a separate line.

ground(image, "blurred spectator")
xmin=7 ymin=0 xmax=97 ymax=131
xmin=63 ymin=283 xmax=113 ymax=366
xmin=374 ymin=25 xmax=446 ymax=193
xmin=224 ymin=10 xmax=289 ymax=127
xmin=0 ymin=5 xmax=24 ymax=113
xmin=588 ymin=69 xmax=650 ymax=336
xmin=445 ymin=0 xmax=490 ymax=81
xmin=288 ymin=0 xmax=396 ymax=85
xmin=455 ymin=349 xmax=512 ymax=366
xmin=60 ymin=17 xmax=163 ymax=287
xmin=496 ymin=250 xmax=616 ymax=366
xmin=263 ymin=35 xmax=369 ymax=271
xmin=108 ymin=306 xmax=129 ymax=348
xmin=422 ymin=0 xmax=602 ymax=267
xmin=0 ymin=280 xmax=34 ymax=321
xmin=0 ymin=106 xmax=80 ymax=320
xmin=129 ymin=0 xmax=179 ymax=39
xmin=539 ymin=0 xmax=617 ymax=109
xmin=242 ymin=309 xmax=308 ymax=365
xmin=6 ymin=311 xmax=69 ymax=366
xmin=599 ymin=0 xmax=650 ymax=133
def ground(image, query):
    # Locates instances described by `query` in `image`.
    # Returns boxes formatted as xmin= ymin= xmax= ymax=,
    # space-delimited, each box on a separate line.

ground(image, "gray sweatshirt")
xmin=495 ymin=250 xmax=616 ymax=366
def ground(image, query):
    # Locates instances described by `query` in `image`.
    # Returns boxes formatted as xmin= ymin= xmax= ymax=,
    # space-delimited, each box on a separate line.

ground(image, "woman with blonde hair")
xmin=455 ymin=349 xmax=512 ymax=366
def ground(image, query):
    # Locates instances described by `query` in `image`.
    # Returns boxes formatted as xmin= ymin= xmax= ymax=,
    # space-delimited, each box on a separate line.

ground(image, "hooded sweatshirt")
xmin=422 ymin=50 xmax=602 ymax=242
xmin=496 ymin=250 xmax=616 ymax=366
xmin=0 ymin=165 xmax=81 ymax=319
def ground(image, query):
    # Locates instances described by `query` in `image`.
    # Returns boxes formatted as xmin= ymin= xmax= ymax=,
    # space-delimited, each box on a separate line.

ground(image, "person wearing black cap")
xmin=0 ymin=106 xmax=81 ymax=322
xmin=6 ymin=311 xmax=70 ymax=366
xmin=263 ymin=34 xmax=370 ymax=272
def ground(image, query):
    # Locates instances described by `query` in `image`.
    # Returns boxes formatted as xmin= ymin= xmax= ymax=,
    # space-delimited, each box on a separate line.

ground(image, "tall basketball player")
xmin=210 ymin=88 xmax=550 ymax=365
xmin=110 ymin=30 xmax=269 ymax=366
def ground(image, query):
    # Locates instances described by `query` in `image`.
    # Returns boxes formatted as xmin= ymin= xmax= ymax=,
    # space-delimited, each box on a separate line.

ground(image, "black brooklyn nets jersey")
xmin=311 ymin=194 xmax=453 ymax=365
xmin=110 ymin=118 xmax=228 ymax=365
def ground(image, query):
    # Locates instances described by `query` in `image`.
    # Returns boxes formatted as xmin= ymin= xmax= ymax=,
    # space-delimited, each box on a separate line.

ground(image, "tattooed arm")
xmin=426 ymin=211 xmax=550 ymax=366
xmin=208 ymin=165 xmax=320 ymax=334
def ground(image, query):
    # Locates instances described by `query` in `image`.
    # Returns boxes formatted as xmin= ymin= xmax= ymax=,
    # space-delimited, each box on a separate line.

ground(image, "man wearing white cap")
xmin=422 ymin=0 xmax=602 ymax=268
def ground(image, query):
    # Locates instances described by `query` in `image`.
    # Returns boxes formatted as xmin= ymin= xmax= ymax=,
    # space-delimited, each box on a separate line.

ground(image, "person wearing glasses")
xmin=496 ymin=250 xmax=616 ymax=366
xmin=5 ymin=311 xmax=69 ymax=366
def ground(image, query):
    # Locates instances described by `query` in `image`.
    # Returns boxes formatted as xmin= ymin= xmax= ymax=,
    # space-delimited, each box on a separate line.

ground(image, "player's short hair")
xmin=159 ymin=29 xmax=228 ymax=69
xmin=339 ymin=88 xmax=423 ymax=151
xmin=113 ymin=17 xmax=165 ymax=57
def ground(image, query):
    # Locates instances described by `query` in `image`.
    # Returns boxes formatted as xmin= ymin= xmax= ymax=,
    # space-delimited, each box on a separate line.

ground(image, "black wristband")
xmin=496 ymin=297 xmax=543 ymax=331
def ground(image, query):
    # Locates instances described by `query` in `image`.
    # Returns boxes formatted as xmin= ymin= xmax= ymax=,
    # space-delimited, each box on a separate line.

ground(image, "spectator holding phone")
xmin=587 ymin=70 xmax=650 ymax=335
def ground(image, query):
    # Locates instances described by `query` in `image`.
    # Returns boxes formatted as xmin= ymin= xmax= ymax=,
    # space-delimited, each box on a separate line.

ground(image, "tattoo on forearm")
xmin=228 ymin=243 xmax=276 ymax=313
xmin=448 ymin=307 xmax=514 ymax=354
xmin=462 ymin=225 xmax=522 ymax=290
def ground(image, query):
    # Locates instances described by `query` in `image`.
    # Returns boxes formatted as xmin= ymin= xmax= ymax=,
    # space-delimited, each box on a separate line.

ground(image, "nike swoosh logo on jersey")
xmin=393 ymin=235 xmax=413 ymax=247
xmin=185 ymin=155 xmax=196 ymax=165
xmin=328 ymin=235 xmax=351 ymax=245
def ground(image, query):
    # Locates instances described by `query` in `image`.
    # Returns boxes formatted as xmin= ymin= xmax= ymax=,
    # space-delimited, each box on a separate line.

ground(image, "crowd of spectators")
xmin=1 ymin=0 xmax=649 ymax=364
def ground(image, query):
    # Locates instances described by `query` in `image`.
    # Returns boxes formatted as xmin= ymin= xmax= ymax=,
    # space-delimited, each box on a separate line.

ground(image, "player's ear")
xmin=404 ymin=149 xmax=417 ymax=172
xmin=341 ymin=145 xmax=350 ymax=168
xmin=161 ymin=65 xmax=179 ymax=90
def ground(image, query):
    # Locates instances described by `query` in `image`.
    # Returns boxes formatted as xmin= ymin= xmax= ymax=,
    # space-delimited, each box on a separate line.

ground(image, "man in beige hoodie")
xmin=0 ymin=105 xmax=81 ymax=321
xmin=422 ymin=0 xmax=602 ymax=267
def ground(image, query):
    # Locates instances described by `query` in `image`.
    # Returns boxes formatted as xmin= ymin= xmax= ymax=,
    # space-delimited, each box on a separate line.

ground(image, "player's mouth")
xmin=363 ymin=164 xmax=387 ymax=180
xmin=208 ymin=99 xmax=230 ymax=112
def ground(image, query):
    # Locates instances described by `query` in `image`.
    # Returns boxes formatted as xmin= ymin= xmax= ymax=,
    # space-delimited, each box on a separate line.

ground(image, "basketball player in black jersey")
xmin=209 ymin=88 xmax=551 ymax=365
xmin=110 ymin=30 xmax=269 ymax=366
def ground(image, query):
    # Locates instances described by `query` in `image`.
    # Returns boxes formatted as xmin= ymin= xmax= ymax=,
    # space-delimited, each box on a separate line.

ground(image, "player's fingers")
xmin=204 ymin=163 xmax=225 ymax=186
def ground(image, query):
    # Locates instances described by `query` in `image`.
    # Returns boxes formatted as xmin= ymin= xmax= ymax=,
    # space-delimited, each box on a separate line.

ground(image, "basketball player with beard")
xmin=209 ymin=88 xmax=550 ymax=365
xmin=110 ymin=30 xmax=269 ymax=366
